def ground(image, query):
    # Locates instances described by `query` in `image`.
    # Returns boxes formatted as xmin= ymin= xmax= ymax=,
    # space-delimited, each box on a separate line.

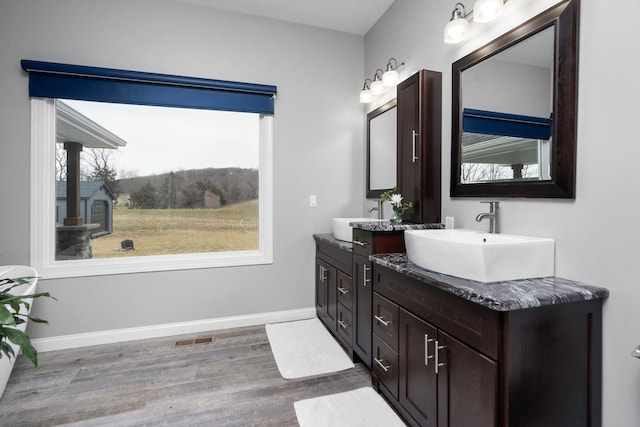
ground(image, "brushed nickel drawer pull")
xmin=338 ymin=320 xmax=348 ymax=329
xmin=337 ymin=287 xmax=349 ymax=295
xmin=353 ymin=240 xmax=368 ymax=247
xmin=363 ymin=264 xmax=371 ymax=286
xmin=435 ymin=340 xmax=447 ymax=374
xmin=319 ymin=265 xmax=327 ymax=282
xmin=374 ymin=357 xmax=391 ymax=372
xmin=374 ymin=315 xmax=391 ymax=327
xmin=425 ymin=334 xmax=435 ymax=366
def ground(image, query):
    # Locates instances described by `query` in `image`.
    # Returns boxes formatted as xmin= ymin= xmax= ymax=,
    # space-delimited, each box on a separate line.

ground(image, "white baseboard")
xmin=32 ymin=307 xmax=316 ymax=353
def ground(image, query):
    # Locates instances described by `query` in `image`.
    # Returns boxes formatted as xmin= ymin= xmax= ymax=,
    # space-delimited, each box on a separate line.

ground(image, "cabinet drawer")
xmin=352 ymin=228 xmax=406 ymax=257
xmin=352 ymin=229 xmax=374 ymax=256
xmin=336 ymin=303 xmax=353 ymax=346
xmin=373 ymin=335 xmax=399 ymax=400
xmin=374 ymin=265 xmax=500 ymax=359
xmin=336 ymin=270 xmax=353 ymax=311
xmin=373 ymin=293 xmax=399 ymax=351
xmin=316 ymin=240 xmax=352 ymax=274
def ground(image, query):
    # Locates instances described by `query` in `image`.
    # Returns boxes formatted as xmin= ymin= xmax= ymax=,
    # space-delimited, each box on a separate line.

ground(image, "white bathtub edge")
xmin=31 ymin=307 xmax=317 ymax=353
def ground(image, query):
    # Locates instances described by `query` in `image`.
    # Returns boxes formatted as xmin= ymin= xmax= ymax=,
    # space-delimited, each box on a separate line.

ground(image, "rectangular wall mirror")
xmin=367 ymin=99 xmax=397 ymax=198
xmin=451 ymin=0 xmax=579 ymax=198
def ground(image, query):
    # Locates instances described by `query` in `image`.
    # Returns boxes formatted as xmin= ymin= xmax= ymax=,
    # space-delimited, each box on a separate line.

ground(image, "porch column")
xmin=511 ymin=163 xmax=524 ymax=179
xmin=64 ymin=142 xmax=83 ymax=226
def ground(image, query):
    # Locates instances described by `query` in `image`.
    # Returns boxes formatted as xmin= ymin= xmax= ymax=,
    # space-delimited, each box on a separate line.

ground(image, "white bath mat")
xmin=265 ymin=318 xmax=354 ymax=379
xmin=294 ymin=387 xmax=406 ymax=427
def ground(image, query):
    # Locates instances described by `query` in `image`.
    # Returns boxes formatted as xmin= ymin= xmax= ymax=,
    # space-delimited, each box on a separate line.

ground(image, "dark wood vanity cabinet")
xmin=315 ymin=240 xmax=351 ymax=337
xmin=398 ymin=309 xmax=498 ymax=427
xmin=397 ymin=69 xmax=442 ymax=224
xmin=351 ymin=229 xmax=405 ymax=370
xmin=373 ymin=263 xmax=603 ymax=427
xmin=315 ymin=231 xmax=406 ymax=368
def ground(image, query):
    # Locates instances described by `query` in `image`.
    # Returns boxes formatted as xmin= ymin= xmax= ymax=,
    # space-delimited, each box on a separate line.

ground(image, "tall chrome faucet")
xmin=476 ymin=201 xmax=500 ymax=234
xmin=368 ymin=199 xmax=383 ymax=220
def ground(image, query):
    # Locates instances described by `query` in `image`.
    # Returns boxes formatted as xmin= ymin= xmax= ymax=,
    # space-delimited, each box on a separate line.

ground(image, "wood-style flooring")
xmin=0 ymin=324 xmax=372 ymax=426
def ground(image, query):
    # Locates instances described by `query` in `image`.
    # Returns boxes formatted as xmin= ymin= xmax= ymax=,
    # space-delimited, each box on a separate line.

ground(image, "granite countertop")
xmin=349 ymin=221 xmax=444 ymax=232
xmin=313 ymin=222 xmax=443 ymax=251
xmin=313 ymin=233 xmax=353 ymax=251
xmin=371 ymin=253 xmax=609 ymax=312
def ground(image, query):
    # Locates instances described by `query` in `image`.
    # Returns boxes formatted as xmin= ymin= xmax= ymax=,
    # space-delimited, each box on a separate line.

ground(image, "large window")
xmin=25 ymin=61 xmax=275 ymax=278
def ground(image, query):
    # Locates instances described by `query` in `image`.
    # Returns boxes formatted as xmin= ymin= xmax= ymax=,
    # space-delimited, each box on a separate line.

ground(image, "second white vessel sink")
xmin=404 ymin=229 xmax=555 ymax=283
xmin=332 ymin=217 xmax=384 ymax=242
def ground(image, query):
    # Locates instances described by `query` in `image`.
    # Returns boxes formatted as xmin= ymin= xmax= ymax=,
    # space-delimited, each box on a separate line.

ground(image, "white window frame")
xmin=30 ymin=98 xmax=273 ymax=279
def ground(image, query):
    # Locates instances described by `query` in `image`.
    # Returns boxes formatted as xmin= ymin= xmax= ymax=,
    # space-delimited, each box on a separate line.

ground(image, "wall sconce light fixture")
xmin=382 ymin=58 xmax=402 ymax=86
xmin=370 ymin=69 xmax=385 ymax=95
xmin=359 ymin=78 xmax=373 ymax=103
xmin=444 ymin=0 xmax=506 ymax=44
xmin=360 ymin=58 xmax=405 ymax=103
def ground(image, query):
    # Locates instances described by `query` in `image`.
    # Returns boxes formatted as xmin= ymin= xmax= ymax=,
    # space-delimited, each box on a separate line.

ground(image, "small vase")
xmin=390 ymin=211 xmax=402 ymax=225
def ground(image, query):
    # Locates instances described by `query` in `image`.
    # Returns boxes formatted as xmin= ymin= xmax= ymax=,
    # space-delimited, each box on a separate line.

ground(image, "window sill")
xmin=35 ymin=250 xmax=273 ymax=279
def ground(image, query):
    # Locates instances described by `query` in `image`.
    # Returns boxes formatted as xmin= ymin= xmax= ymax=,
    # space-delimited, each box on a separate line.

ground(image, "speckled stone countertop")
xmin=313 ymin=233 xmax=353 ymax=251
xmin=349 ymin=221 xmax=445 ymax=232
xmin=371 ymin=253 xmax=609 ymax=312
xmin=313 ymin=222 xmax=443 ymax=251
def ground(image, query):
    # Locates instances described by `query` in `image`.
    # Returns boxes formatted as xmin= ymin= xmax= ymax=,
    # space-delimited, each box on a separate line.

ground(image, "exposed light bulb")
xmin=360 ymin=88 xmax=373 ymax=103
xmin=473 ymin=0 xmax=504 ymax=23
xmin=370 ymin=78 xmax=385 ymax=95
xmin=382 ymin=69 xmax=400 ymax=86
xmin=444 ymin=16 xmax=470 ymax=44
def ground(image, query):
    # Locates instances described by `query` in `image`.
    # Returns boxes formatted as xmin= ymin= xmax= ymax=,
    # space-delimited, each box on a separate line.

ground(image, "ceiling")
xmin=173 ymin=0 xmax=396 ymax=35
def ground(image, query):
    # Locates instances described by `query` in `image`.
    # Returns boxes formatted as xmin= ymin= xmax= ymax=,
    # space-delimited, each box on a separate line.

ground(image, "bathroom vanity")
xmin=314 ymin=227 xmax=608 ymax=427
xmin=314 ymin=223 xmax=442 ymax=368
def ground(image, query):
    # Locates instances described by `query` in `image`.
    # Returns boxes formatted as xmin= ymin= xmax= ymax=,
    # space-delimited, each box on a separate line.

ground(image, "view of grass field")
xmin=90 ymin=200 xmax=259 ymax=258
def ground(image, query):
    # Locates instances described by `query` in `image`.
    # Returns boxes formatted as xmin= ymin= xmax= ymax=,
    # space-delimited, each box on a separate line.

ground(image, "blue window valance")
xmin=463 ymin=108 xmax=552 ymax=141
xmin=21 ymin=60 xmax=277 ymax=115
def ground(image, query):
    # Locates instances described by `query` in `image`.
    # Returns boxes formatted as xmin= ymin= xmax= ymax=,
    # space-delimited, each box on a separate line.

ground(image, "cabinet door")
xmin=397 ymin=72 xmax=422 ymax=224
xmin=352 ymin=254 xmax=373 ymax=369
xmin=437 ymin=331 xmax=498 ymax=427
xmin=396 ymin=69 xmax=442 ymax=224
xmin=399 ymin=309 xmax=438 ymax=427
xmin=315 ymin=258 xmax=336 ymax=332
xmin=326 ymin=264 xmax=337 ymax=330
xmin=315 ymin=258 xmax=328 ymax=322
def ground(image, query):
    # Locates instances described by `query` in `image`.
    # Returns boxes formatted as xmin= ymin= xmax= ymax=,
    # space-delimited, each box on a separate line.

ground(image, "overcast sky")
xmin=62 ymin=99 xmax=260 ymax=177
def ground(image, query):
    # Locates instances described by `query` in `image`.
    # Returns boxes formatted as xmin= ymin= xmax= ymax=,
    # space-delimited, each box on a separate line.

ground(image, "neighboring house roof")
xmin=56 ymin=100 xmax=127 ymax=149
xmin=56 ymin=181 xmax=116 ymax=200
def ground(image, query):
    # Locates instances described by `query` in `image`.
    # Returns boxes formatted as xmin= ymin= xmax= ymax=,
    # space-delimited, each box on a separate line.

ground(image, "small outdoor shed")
xmin=56 ymin=181 xmax=116 ymax=237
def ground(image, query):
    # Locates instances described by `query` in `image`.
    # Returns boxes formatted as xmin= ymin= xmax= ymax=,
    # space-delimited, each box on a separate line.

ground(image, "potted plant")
xmin=380 ymin=186 xmax=414 ymax=224
xmin=0 ymin=266 xmax=53 ymax=398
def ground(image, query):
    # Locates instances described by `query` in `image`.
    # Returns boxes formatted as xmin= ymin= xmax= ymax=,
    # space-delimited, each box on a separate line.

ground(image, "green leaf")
xmin=25 ymin=315 xmax=49 ymax=325
xmin=0 ymin=339 xmax=16 ymax=360
xmin=0 ymin=305 xmax=15 ymax=325
xmin=3 ymin=328 xmax=39 ymax=368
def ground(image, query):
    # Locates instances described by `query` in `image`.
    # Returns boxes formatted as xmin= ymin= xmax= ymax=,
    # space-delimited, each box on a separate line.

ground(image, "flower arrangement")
xmin=380 ymin=187 xmax=414 ymax=224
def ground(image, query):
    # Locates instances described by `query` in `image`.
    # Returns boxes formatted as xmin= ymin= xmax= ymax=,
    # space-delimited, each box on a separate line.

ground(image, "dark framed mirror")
xmin=451 ymin=0 xmax=579 ymax=198
xmin=367 ymin=99 xmax=397 ymax=198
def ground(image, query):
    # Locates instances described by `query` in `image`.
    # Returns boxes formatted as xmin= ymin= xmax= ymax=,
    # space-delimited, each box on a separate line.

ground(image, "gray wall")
xmin=0 ymin=0 xmax=364 ymax=335
xmin=365 ymin=0 xmax=640 ymax=425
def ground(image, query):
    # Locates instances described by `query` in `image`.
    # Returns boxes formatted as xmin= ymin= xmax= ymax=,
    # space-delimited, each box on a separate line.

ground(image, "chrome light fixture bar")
xmin=359 ymin=58 xmax=405 ymax=103
xmin=444 ymin=0 xmax=506 ymax=44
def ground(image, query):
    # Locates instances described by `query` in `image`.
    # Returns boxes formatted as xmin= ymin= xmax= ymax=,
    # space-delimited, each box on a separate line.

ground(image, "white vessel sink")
xmin=332 ymin=217 xmax=384 ymax=242
xmin=404 ymin=229 xmax=555 ymax=283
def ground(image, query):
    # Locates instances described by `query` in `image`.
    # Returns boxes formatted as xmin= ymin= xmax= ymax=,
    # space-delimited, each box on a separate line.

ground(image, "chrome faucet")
xmin=476 ymin=201 xmax=500 ymax=234
xmin=368 ymin=199 xmax=383 ymax=220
